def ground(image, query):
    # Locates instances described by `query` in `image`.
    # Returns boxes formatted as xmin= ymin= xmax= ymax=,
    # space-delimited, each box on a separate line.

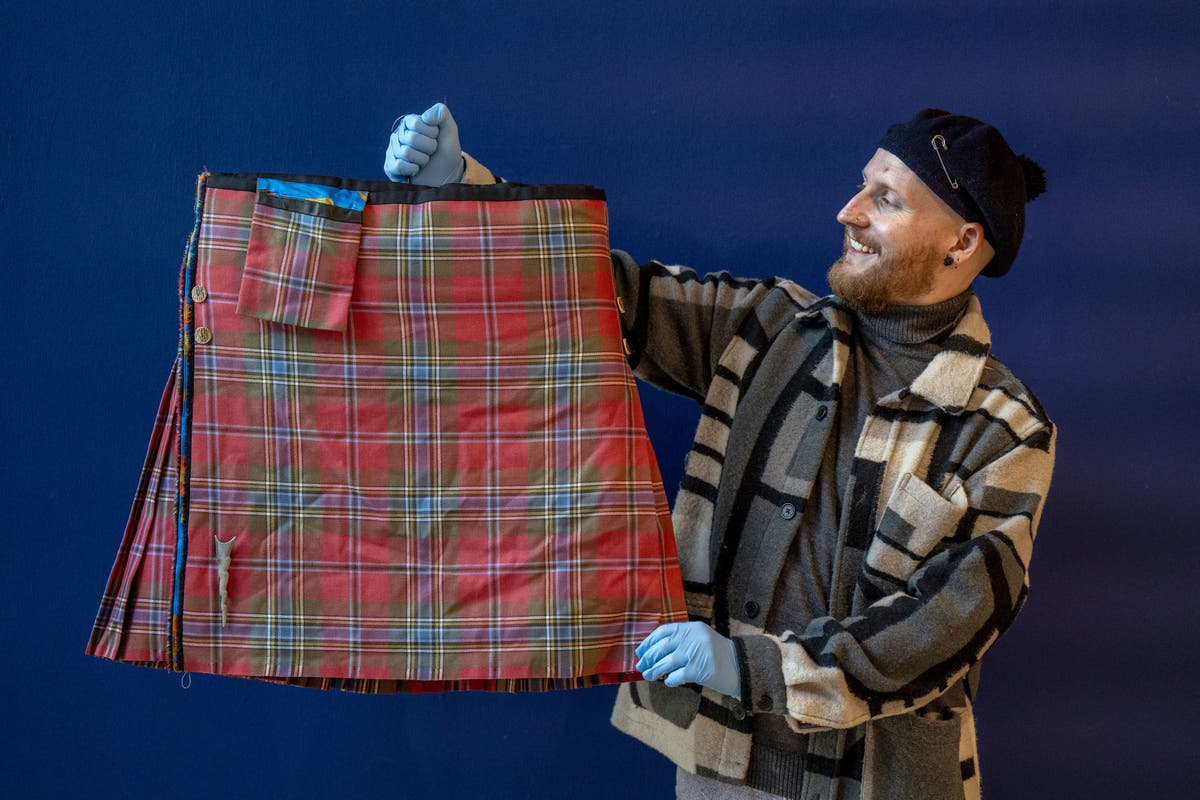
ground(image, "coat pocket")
xmin=864 ymin=708 xmax=967 ymax=800
xmin=858 ymin=473 xmax=968 ymax=604
xmin=235 ymin=179 xmax=367 ymax=332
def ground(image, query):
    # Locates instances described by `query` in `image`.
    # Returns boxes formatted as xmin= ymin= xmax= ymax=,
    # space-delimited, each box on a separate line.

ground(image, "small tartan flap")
xmin=235 ymin=180 xmax=367 ymax=333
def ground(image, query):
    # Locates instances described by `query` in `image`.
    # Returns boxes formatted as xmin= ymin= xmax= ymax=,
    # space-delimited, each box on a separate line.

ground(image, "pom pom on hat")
xmin=1019 ymin=154 xmax=1046 ymax=201
xmin=878 ymin=109 xmax=1045 ymax=278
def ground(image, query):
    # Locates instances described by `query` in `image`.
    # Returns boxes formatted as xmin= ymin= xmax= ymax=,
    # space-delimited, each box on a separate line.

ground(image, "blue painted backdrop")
xmin=3 ymin=1 xmax=1197 ymax=797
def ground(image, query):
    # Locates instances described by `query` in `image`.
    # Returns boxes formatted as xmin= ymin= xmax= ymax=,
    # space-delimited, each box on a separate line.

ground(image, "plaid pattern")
xmin=234 ymin=181 xmax=366 ymax=333
xmin=87 ymin=173 xmax=686 ymax=692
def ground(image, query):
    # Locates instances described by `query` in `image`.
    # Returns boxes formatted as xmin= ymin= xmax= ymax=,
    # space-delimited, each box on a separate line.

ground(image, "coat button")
xmin=195 ymin=327 xmax=212 ymax=344
xmin=190 ymin=285 xmax=208 ymax=303
xmin=816 ymin=405 xmax=828 ymax=420
xmin=758 ymin=694 xmax=772 ymax=710
xmin=744 ymin=600 xmax=760 ymax=618
xmin=781 ymin=502 xmax=796 ymax=520
xmin=731 ymin=702 xmax=746 ymax=720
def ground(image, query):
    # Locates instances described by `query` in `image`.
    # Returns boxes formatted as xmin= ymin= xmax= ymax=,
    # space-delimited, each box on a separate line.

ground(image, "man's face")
xmin=827 ymin=148 xmax=960 ymax=313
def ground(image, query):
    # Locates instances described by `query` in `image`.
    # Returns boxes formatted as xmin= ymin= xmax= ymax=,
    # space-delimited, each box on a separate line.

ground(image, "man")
xmin=383 ymin=104 xmax=1056 ymax=800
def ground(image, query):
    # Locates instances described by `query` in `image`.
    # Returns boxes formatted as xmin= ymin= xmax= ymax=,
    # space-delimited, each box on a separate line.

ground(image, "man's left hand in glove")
xmin=635 ymin=621 xmax=741 ymax=698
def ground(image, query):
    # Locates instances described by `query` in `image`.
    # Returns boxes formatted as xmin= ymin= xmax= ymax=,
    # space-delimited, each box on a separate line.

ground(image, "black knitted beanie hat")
xmin=877 ymin=109 xmax=1046 ymax=277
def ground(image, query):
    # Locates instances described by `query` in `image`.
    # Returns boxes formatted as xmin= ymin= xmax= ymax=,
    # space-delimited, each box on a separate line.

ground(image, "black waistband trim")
xmin=204 ymin=172 xmax=606 ymax=203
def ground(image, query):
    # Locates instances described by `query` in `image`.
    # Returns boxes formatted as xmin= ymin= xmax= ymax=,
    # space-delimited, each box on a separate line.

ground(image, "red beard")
xmin=827 ymin=228 xmax=941 ymax=314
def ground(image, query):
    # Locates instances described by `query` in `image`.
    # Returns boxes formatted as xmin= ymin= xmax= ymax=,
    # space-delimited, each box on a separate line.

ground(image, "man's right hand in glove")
xmin=383 ymin=102 xmax=465 ymax=185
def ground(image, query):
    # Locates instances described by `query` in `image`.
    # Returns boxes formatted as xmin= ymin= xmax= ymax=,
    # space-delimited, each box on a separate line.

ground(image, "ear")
xmin=948 ymin=222 xmax=988 ymax=261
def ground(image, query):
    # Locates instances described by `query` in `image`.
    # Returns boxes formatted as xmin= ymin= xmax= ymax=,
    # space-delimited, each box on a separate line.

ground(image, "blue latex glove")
xmin=635 ymin=621 xmax=741 ymax=698
xmin=383 ymin=102 xmax=464 ymax=185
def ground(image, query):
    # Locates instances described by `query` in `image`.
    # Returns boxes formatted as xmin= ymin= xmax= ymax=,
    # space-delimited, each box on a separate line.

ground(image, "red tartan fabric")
xmin=86 ymin=173 xmax=687 ymax=692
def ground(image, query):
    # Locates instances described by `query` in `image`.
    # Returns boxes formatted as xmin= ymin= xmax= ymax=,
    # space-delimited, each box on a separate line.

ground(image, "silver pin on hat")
xmin=931 ymin=134 xmax=959 ymax=190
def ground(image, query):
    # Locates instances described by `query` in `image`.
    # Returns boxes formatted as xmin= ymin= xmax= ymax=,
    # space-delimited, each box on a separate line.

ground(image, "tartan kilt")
xmin=86 ymin=172 xmax=687 ymax=692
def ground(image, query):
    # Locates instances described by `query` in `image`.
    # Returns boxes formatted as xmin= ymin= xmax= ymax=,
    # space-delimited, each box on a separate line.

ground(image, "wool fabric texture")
xmin=86 ymin=172 xmax=688 ymax=692
xmin=605 ymin=251 xmax=1056 ymax=799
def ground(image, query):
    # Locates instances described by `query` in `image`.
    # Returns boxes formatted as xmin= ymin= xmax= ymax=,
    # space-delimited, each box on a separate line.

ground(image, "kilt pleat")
xmin=86 ymin=172 xmax=687 ymax=692
xmin=86 ymin=360 xmax=180 ymax=663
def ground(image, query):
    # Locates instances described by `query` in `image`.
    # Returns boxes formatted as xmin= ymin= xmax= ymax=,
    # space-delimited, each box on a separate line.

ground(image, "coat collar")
xmin=904 ymin=293 xmax=992 ymax=413
xmin=798 ymin=293 xmax=992 ymax=415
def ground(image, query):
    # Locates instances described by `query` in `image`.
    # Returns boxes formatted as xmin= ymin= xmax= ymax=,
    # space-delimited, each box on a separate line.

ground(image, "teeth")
xmin=848 ymin=235 xmax=877 ymax=254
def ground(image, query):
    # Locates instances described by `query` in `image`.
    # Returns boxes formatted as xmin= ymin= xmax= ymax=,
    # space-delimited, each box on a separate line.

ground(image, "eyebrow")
xmin=862 ymin=171 xmax=905 ymax=202
xmin=862 ymin=171 xmax=895 ymax=190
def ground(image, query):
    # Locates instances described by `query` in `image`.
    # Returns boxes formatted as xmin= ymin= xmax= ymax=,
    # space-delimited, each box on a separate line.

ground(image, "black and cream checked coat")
xmin=607 ymin=251 xmax=1057 ymax=800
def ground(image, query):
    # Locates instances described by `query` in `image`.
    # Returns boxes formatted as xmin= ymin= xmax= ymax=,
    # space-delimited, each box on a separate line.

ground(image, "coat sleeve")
xmin=733 ymin=421 xmax=1057 ymax=729
xmin=610 ymin=249 xmax=809 ymax=401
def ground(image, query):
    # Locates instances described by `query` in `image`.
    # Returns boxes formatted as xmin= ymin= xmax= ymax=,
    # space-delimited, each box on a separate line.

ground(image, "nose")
xmin=837 ymin=191 xmax=868 ymax=227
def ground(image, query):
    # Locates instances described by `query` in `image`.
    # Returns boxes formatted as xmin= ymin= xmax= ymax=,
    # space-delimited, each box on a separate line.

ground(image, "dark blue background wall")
xmin=3 ymin=1 xmax=1198 ymax=797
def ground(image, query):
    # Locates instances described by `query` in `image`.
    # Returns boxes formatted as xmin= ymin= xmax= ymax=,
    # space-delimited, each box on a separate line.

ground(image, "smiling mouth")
xmin=847 ymin=233 xmax=878 ymax=255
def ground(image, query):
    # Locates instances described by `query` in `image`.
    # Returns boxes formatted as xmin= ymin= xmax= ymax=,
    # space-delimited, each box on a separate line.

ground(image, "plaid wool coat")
xmin=605 ymin=251 xmax=1057 ymax=800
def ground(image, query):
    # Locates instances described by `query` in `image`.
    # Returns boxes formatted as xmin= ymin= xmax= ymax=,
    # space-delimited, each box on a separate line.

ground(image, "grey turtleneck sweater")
xmin=729 ymin=289 xmax=975 ymax=799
